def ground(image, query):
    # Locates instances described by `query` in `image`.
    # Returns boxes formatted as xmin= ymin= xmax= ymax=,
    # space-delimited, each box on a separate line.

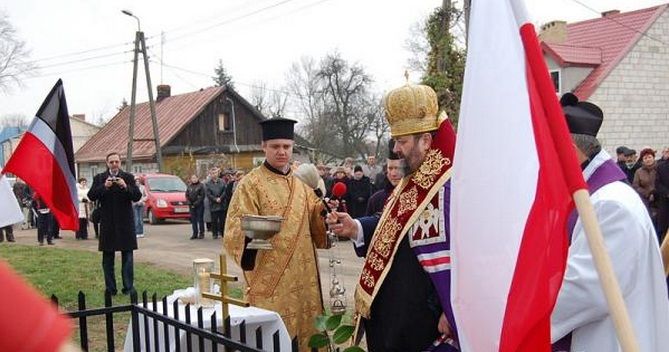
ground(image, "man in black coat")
xmin=655 ymin=157 xmax=669 ymax=242
xmin=88 ymin=152 xmax=142 ymax=296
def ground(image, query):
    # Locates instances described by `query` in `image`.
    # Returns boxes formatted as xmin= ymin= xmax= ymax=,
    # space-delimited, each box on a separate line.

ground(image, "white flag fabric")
xmin=451 ymin=0 xmax=582 ymax=351
xmin=0 ymin=174 xmax=24 ymax=228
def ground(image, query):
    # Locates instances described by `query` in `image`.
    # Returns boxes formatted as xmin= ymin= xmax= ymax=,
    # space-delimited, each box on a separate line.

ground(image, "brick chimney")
xmin=72 ymin=114 xmax=86 ymax=121
xmin=539 ymin=20 xmax=567 ymax=43
xmin=156 ymin=84 xmax=171 ymax=102
xmin=601 ymin=10 xmax=620 ymax=17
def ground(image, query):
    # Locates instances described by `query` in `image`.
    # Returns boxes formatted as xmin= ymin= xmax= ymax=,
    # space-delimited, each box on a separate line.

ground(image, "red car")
xmin=141 ymin=173 xmax=190 ymax=224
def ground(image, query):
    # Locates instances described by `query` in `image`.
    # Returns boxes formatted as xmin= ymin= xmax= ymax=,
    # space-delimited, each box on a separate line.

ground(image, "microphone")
xmin=332 ymin=182 xmax=347 ymax=199
xmin=295 ymin=163 xmax=332 ymax=213
xmin=331 ymin=182 xmax=348 ymax=213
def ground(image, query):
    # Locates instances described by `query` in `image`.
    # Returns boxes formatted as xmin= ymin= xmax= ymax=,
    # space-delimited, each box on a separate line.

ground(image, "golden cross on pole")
xmin=201 ymin=254 xmax=249 ymax=321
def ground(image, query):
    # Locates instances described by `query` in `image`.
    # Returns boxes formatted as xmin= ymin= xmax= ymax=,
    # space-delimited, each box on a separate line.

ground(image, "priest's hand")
xmin=325 ymin=211 xmax=357 ymax=239
xmin=438 ymin=313 xmax=451 ymax=336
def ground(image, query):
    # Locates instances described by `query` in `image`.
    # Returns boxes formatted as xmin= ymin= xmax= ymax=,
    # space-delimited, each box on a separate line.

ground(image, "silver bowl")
xmin=241 ymin=215 xmax=283 ymax=250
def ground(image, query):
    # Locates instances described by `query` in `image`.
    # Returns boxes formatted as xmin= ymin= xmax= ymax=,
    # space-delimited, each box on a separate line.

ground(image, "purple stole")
xmin=552 ymin=159 xmax=627 ymax=351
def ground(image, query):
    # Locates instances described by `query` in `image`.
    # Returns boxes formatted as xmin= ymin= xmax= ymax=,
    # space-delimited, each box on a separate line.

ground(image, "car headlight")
xmin=156 ymin=199 xmax=168 ymax=208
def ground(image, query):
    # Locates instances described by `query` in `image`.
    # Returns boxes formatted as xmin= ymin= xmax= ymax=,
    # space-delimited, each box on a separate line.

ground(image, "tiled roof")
xmin=542 ymin=43 xmax=602 ymax=66
xmin=542 ymin=4 xmax=667 ymax=99
xmin=75 ymin=86 xmax=225 ymax=162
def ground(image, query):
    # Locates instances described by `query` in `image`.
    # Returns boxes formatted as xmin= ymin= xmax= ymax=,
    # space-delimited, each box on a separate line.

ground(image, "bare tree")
xmin=286 ymin=57 xmax=334 ymax=160
xmin=318 ymin=51 xmax=377 ymax=159
xmin=405 ymin=21 xmax=430 ymax=74
xmin=250 ymin=81 xmax=289 ymax=118
xmin=0 ymin=13 xmax=35 ymax=92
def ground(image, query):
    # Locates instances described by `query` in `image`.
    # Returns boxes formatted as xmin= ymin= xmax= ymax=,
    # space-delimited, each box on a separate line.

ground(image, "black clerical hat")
xmin=387 ymin=139 xmax=401 ymax=160
xmin=560 ymin=93 xmax=603 ymax=137
xmin=259 ymin=117 xmax=297 ymax=141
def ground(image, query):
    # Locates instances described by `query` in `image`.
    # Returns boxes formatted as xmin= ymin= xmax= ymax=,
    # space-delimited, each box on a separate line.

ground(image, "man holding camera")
xmin=88 ymin=152 xmax=142 ymax=296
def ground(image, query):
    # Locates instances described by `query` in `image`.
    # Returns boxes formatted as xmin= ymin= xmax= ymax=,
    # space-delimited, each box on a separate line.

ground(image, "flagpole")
xmin=571 ymin=190 xmax=639 ymax=351
xmin=513 ymin=1 xmax=640 ymax=349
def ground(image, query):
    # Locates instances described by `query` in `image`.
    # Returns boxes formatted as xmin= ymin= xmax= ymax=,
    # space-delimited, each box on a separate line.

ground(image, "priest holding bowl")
xmin=223 ymin=117 xmax=328 ymax=351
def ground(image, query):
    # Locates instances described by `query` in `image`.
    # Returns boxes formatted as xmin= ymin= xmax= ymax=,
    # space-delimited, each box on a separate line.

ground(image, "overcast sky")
xmin=0 ymin=0 xmax=666 ymax=125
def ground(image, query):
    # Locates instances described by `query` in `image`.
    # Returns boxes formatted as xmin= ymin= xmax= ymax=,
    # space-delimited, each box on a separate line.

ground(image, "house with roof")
xmin=540 ymin=4 xmax=669 ymax=153
xmin=0 ymin=126 xmax=26 ymax=168
xmin=75 ymin=85 xmax=315 ymax=181
xmin=2 ymin=115 xmax=99 ymax=172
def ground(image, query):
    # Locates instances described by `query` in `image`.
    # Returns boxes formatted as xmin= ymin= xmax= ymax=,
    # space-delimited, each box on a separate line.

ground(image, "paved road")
xmin=8 ymin=221 xmax=365 ymax=309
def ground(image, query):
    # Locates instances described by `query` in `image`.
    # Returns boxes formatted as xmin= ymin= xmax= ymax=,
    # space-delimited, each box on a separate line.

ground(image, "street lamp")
xmin=121 ymin=10 xmax=141 ymax=32
xmin=121 ymin=9 xmax=163 ymax=172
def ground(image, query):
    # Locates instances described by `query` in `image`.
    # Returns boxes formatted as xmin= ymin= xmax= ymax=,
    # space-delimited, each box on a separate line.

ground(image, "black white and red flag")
xmin=2 ymin=79 xmax=79 ymax=230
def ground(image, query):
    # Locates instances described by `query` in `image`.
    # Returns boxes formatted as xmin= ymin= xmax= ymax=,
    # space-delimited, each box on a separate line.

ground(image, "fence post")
xmin=163 ymin=296 xmax=171 ymax=351
xmin=151 ymin=293 xmax=158 ymax=352
xmin=104 ymin=290 xmax=115 ymax=352
xmin=130 ymin=291 xmax=140 ymax=352
xmin=239 ymin=320 xmax=247 ymax=345
xmin=50 ymin=294 xmax=59 ymax=306
xmin=197 ymin=307 xmax=205 ymax=352
xmin=255 ymin=326 xmax=263 ymax=350
xmin=173 ymin=299 xmax=181 ymax=352
xmin=140 ymin=291 xmax=151 ymax=352
xmin=78 ymin=291 xmax=89 ymax=352
xmin=273 ymin=330 xmax=280 ymax=352
xmin=210 ymin=311 xmax=219 ymax=352
xmin=185 ymin=304 xmax=193 ymax=351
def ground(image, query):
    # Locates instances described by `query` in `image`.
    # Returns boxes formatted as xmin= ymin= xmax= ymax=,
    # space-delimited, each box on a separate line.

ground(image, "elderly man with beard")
xmin=327 ymin=81 xmax=458 ymax=352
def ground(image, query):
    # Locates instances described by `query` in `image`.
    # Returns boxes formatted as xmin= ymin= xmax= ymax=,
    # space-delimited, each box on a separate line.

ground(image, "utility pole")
xmin=122 ymin=10 xmax=163 ymax=173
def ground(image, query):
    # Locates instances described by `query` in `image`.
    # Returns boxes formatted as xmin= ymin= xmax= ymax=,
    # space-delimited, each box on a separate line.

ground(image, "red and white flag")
xmin=2 ymin=79 xmax=79 ymax=230
xmin=451 ymin=0 xmax=587 ymax=351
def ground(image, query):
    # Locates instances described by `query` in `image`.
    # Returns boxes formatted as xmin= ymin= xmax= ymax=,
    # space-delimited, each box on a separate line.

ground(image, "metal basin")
xmin=241 ymin=215 xmax=284 ymax=249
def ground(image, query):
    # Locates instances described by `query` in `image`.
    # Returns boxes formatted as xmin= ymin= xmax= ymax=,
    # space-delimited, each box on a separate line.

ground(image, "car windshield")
xmin=147 ymin=177 xmax=187 ymax=192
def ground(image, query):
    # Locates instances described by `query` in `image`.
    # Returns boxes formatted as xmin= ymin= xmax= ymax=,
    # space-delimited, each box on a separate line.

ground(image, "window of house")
xmin=133 ymin=165 xmax=143 ymax=174
xmin=218 ymin=113 xmax=231 ymax=131
xmin=90 ymin=165 xmax=98 ymax=180
xmin=550 ymin=70 xmax=561 ymax=93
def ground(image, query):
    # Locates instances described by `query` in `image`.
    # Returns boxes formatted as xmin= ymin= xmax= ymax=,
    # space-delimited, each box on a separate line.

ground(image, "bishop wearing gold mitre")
xmin=327 ymin=81 xmax=459 ymax=351
xmin=223 ymin=117 xmax=327 ymax=351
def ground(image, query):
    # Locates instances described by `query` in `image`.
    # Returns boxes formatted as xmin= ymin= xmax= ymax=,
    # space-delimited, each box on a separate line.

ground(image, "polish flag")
xmin=2 ymin=79 xmax=79 ymax=230
xmin=451 ymin=0 xmax=586 ymax=351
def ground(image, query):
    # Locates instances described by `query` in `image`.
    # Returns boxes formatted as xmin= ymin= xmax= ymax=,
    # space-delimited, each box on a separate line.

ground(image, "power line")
xmin=36 ymin=49 xmax=134 ymax=70
xmin=29 ymin=41 xmax=134 ymax=64
xmin=24 ymin=60 xmax=131 ymax=80
xmin=166 ymin=0 xmax=300 ymax=43
xmin=566 ymin=0 xmax=669 ymax=47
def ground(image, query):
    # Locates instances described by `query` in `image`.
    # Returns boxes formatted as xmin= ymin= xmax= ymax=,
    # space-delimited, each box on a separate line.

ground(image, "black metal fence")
xmin=54 ymin=290 xmax=311 ymax=352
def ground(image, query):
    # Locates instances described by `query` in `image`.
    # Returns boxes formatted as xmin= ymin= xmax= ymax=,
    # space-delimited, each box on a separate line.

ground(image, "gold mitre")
xmin=383 ymin=80 xmax=440 ymax=137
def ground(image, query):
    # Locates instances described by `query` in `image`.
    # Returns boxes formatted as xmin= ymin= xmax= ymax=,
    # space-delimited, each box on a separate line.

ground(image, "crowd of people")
xmin=616 ymin=145 xmax=669 ymax=242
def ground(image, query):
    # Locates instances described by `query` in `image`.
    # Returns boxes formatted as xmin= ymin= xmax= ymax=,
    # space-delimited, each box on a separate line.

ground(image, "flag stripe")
xmin=27 ymin=117 xmax=78 ymax=208
xmin=35 ymin=79 xmax=76 ymax=176
xmin=518 ymin=21 xmax=587 ymax=193
xmin=452 ymin=0 xmax=574 ymax=350
xmin=451 ymin=0 xmax=538 ymax=349
xmin=5 ymin=132 xmax=79 ymax=230
xmin=499 ymin=53 xmax=571 ymax=352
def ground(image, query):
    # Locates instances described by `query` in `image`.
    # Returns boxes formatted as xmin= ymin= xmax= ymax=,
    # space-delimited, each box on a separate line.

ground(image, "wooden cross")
xmin=201 ymin=254 xmax=249 ymax=321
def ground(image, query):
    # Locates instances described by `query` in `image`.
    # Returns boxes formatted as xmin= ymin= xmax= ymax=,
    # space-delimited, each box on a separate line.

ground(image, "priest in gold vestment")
xmin=223 ymin=118 xmax=327 ymax=351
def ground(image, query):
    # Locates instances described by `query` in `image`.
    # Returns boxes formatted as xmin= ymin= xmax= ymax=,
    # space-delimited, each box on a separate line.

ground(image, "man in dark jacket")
xmin=656 ymin=157 xmax=669 ymax=242
xmin=348 ymin=165 xmax=373 ymax=218
xmin=88 ymin=152 xmax=142 ymax=296
xmin=205 ymin=168 xmax=226 ymax=239
xmin=366 ymin=140 xmax=405 ymax=217
xmin=186 ymin=174 xmax=206 ymax=239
